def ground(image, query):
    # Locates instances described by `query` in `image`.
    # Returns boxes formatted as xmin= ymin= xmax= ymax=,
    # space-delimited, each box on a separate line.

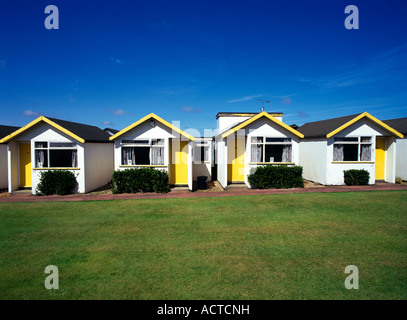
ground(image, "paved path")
xmin=0 ymin=183 xmax=406 ymax=203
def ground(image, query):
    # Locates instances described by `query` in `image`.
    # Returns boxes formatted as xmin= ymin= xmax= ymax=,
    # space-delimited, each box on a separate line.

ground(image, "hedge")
xmin=343 ymin=169 xmax=370 ymax=185
xmin=111 ymin=168 xmax=170 ymax=194
xmin=36 ymin=170 xmax=77 ymax=195
xmin=248 ymin=165 xmax=304 ymax=189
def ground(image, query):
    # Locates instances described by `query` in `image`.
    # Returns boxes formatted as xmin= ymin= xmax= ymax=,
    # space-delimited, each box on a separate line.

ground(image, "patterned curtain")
xmin=333 ymin=144 xmax=344 ymax=161
xmin=360 ymin=144 xmax=371 ymax=161
xmin=251 ymin=144 xmax=262 ymax=162
xmin=282 ymin=145 xmax=292 ymax=162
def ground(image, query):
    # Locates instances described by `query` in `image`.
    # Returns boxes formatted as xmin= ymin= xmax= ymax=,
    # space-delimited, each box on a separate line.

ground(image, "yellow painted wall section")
xmin=19 ymin=143 xmax=32 ymax=187
xmin=170 ymin=140 xmax=189 ymax=185
xmin=375 ymin=137 xmax=385 ymax=180
xmin=227 ymin=135 xmax=245 ymax=183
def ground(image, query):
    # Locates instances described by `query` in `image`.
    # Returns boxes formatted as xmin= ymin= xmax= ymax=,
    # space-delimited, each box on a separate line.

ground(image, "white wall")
xmin=298 ymin=140 xmax=328 ymax=185
xmin=216 ymin=137 xmax=227 ymax=188
xmin=84 ymin=142 xmax=114 ymax=193
xmin=217 ymin=116 xmax=251 ymax=133
xmin=395 ymin=138 xmax=407 ymax=180
xmin=0 ymin=144 xmax=7 ymax=189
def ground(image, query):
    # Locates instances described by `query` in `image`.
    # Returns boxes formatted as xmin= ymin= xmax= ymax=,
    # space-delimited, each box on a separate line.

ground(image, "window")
xmin=193 ymin=141 xmax=210 ymax=162
xmin=251 ymin=137 xmax=292 ymax=163
xmin=121 ymin=139 xmax=164 ymax=165
xmin=34 ymin=141 xmax=78 ymax=168
xmin=333 ymin=136 xmax=372 ymax=161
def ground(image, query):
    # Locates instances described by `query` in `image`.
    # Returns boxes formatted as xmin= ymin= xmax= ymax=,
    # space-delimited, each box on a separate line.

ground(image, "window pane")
xmin=49 ymin=142 xmax=76 ymax=148
xmin=343 ymin=144 xmax=358 ymax=161
xmin=361 ymin=136 xmax=372 ymax=143
xmin=251 ymin=144 xmax=263 ymax=162
xmin=265 ymin=145 xmax=284 ymax=162
xmin=360 ymin=144 xmax=371 ymax=161
xmin=35 ymin=142 xmax=47 ymax=148
xmin=35 ymin=150 xmax=48 ymax=167
xmin=50 ymin=150 xmax=76 ymax=167
xmin=151 ymin=147 xmax=164 ymax=165
xmin=135 ymin=147 xmax=150 ymax=165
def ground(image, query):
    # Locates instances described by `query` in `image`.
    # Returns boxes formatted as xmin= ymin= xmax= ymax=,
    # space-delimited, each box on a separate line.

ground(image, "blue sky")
xmin=1 ymin=0 xmax=406 ymax=135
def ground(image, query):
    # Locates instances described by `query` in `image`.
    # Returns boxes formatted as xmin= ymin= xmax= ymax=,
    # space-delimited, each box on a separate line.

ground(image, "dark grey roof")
xmin=297 ymin=114 xmax=361 ymax=139
xmin=0 ymin=125 xmax=20 ymax=141
xmin=382 ymin=117 xmax=407 ymax=135
xmin=47 ymin=118 xmax=112 ymax=142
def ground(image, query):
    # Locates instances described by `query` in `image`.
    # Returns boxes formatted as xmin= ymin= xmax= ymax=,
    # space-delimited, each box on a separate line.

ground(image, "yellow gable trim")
xmin=109 ymin=113 xmax=194 ymax=141
xmin=221 ymin=111 xmax=304 ymax=139
xmin=326 ymin=112 xmax=404 ymax=139
xmin=0 ymin=116 xmax=85 ymax=143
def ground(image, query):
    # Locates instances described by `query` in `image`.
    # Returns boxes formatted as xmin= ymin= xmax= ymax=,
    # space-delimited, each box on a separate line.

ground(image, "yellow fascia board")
xmin=326 ymin=112 xmax=404 ymax=139
xmin=0 ymin=116 xmax=85 ymax=143
xmin=221 ymin=111 xmax=304 ymax=139
xmin=109 ymin=113 xmax=194 ymax=141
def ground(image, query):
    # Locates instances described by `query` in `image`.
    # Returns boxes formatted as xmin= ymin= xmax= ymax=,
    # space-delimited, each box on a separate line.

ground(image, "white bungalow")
xmin=298 ymin=112 xmax=404 ymax=185
xmin=0 ymin=116 xmax=114 ymax=194
xmin=0 ymin=125 xmax=20 ymax=190
xmin=215 ymin=111 xmax=304 ymax=188
xmin=109 ymin=113 xmax=195 ymax=190
xmin=383 ymin=117 xmax=407 ymax=181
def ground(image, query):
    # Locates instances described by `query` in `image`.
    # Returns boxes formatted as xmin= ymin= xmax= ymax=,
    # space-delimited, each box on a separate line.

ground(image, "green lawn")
xmin=1 ymin=191 xmax=406 ymax=300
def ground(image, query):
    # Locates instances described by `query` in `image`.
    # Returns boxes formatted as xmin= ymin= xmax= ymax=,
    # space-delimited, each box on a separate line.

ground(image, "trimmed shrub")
xmin=111 ymin=168 xmax=170 ymax=194
xmin=36 ymin=170 xmax=77 ymax=195
xmin=248 ymin=165 xmax=304 ymax=189
xmin=343 ymin=169 xmax=370 ymax=185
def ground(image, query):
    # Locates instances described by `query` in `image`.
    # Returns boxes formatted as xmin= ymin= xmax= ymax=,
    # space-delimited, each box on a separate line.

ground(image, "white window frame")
xmin=333 ymin=136 xmax=373 ymax=162
xmin=193 ymin=141 xmax=211 ymax=163
xmin=250 ymin=136 xmax=292 ymax=163
xmin=34 ymin=141 xmax=78 ymax=168
xmin=121 ymin=138 xmax=165 ymax=166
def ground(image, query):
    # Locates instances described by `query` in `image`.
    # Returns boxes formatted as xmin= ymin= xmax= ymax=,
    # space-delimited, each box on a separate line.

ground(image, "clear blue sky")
xmin=1 ymin=0 xmax=406 ymax=135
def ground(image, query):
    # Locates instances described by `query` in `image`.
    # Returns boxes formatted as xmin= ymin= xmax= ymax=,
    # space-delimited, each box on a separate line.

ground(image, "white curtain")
xmin=333 ymin=144 xmax=344 ymax=161
xmin=151 ymin=147 xmax=164 ymax=165
xmin=360 ymin=144 xmax=371 ymax=161
xmin=71 ymin=150 xmax=78 ymax=167
xmin=282 ymin=145 xmax=292 ymax=162
xmin=122 ymin=147 xmax=135 ymax=165
xmin=251 ymin=144 xmax=262 ymax=162
xmin=36 ymin=150 xmax=45 ymax=167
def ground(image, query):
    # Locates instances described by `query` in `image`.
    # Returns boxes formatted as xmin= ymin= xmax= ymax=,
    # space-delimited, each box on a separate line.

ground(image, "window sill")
xmin=249 ymin=162 xmax=295 ymax=165
xmin=33 ymin=167 xmax=80 ymax=170
xmin=119 ymin=165 xmax=167 ymax=167
xmin=331 ymin=161 xmax=374 ymax=164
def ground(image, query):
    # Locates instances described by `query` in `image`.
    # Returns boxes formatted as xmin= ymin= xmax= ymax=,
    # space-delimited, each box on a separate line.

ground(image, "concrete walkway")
xmin=0 ymin=183 xmax=406 ymax=203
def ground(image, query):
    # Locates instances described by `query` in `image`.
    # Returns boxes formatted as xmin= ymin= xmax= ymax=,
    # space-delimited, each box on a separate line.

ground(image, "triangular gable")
xmin=0 ymin=116 xmax=85 ymax=143
xmin=326 ymin=112 xmax=404 ymax=139
xmin=109 ymin=113 xmax=194 ymax=141
xmin=221 ymin=111 xmax=304 ymax=139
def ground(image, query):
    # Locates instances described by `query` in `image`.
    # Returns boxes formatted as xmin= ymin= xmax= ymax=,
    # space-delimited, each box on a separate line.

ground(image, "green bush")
xmin=248 ymin=165 xmax=304 ymax=189
xmin=111 ymin=168 xmax=170 ymax=194
xmin=36 ymin=170 xmax=77 ymax=195
xmin=343 ymin=169 xmax=370 ymax=185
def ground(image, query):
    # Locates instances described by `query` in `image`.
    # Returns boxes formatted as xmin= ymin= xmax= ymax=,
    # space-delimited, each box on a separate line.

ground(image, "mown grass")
xmin=0 ymin=191 xmax=406 ymax=300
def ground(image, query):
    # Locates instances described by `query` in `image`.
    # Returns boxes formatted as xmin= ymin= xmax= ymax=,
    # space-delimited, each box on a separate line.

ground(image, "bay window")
xmin=121 ymin=139 xmax=164 ymax=165
xmin=251 ymin=137 xmax=292 ymax=163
